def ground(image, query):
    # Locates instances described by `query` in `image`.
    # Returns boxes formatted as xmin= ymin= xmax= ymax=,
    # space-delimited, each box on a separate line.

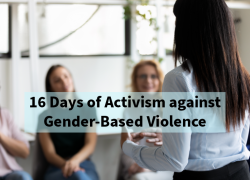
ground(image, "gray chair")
xmin=32 ymin=134 xmax=49 ymax=180
xmin=116 ymin=152 xmax=135 ymax=180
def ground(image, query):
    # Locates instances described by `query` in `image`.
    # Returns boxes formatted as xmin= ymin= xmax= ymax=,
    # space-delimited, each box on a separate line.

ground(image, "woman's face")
xmin=136 ymin=65 xmax=160 ymax=92
xmin=49 ymin=67 xmax=74 ymax=92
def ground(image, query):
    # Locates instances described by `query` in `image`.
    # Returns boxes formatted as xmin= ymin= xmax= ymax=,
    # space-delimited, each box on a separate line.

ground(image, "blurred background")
xmin=0 ymin=0 xmax=250 ymax=179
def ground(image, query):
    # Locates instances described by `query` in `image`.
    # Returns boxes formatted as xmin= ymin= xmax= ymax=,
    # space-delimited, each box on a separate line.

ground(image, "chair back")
xmin=32 ymin=134 xmax=49 ymax=180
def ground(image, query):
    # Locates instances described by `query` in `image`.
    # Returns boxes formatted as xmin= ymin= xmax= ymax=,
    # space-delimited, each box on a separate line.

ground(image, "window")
xmin=19 ymin=4 xmax=126 ymax=56
xmin=136 ymin=5 xmax=157 ymax=55
xmin=0 ymin=4 xmax=10 ymax=58
xmin=163 ymin=6 xmax=175 ymax=55
xmin=136 ymin=5 xmax=175 ymax=55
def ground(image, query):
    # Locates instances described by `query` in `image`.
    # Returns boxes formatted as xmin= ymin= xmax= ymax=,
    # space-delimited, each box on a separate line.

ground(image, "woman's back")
xmin=121 ymin=0 xmax=250 ymax=179
xmin=163 ymin=61 xmax=250 ymax=171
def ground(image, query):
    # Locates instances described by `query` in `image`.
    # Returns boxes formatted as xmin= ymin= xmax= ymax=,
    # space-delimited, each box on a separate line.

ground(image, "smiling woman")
xmin=131 ymin=60 xmax=164 ymax=92
xmin=117 ymin=60 xmax=174 ymax=180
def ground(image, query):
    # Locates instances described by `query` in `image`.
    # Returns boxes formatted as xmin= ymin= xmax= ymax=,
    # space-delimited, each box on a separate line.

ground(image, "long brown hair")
xmin=173 ymin=0 xmax=250 ymax=131
xmin=131 ymin=60 xmax=164 ymax=92
xmin=45 ymin=65 xmax=75 ymax=92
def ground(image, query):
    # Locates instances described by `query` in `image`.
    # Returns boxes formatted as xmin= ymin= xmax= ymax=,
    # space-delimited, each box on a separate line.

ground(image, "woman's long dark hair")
xmin=45 ymin=65 xmax=76 ymax=110
xmin=45 ymin=65 xmax=75 ymax=92
xmin=173 ymin=0 xmax=250 ymax=131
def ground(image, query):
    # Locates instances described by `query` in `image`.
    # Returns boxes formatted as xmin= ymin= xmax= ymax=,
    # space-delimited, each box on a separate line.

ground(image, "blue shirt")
xmin=123 ymin=62 xmax=250 ymax=172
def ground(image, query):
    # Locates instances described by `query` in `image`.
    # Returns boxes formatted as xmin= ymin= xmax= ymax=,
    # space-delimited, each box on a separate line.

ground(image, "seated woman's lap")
xmin=79 ymin=160 xmax=99 ymax=180
xmin=1 ymin=171 xmax=32 ymax=180
xmin=44 ymin=160 xmax=99 ymax=180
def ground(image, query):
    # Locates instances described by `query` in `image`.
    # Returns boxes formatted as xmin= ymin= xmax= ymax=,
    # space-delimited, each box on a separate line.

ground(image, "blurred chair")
xmin=32 ymin=134 xmax=49 ymax=180
xmin=116 ymin=152 xmax=174 ymax=180
xmin=116 ymin=152 xmax=135 ymax=180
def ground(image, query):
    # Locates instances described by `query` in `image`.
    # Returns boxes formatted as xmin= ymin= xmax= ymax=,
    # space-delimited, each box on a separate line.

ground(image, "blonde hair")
xmin=131 ymin=60 xmax=164 ymax=92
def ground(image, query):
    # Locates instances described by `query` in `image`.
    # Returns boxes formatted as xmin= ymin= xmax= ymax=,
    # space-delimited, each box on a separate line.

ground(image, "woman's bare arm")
xmin=0 ymin=132 xmax=29 ymax=158
xmin=39 ymin=133 xmax=66 ymax=168
xmin=70 ymin=133 xmax=97 ymax=164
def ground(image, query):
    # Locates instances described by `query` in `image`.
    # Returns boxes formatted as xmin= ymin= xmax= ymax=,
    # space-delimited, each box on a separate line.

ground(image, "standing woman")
xmin=121 ymin=0 xmax=250 ymax=180
xmin=0 ymin=107 xmax=32 ymax=180
xmin=38 ymin=65 xmax=99 ymax=180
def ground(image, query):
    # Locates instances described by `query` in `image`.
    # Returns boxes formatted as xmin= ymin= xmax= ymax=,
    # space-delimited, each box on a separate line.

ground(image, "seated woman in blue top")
xmin=39 ymin=65 xmax=99 ymax=180
xmin=121 ymin=0 xmax=250 ymax=180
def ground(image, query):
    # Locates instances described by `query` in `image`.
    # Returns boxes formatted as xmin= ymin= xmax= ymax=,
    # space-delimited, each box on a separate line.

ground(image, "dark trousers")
xmin=174 ymin=160 xmax=250 ymax=180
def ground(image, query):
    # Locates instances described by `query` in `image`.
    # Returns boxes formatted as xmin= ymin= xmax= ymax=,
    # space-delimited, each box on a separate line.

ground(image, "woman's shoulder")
xmin=0 ymin=108 xmax=16 ymax=127
xmin=164 ymin=65 xmax=188 ymax=83
xmin=165 ymin=62 xmax=192 ymax=79
xmin=1 ymin=107 xmax=10 ymax=113
xmin=163 ymin=63 xmax=195 ymax=92
xmin=1 ymin=108 xmax=13 ymax=120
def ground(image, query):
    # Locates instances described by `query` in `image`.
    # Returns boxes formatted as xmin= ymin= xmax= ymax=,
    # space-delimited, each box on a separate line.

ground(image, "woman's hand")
xmin=121 ymin=132 xmax=163 ymax=149
xmin=121 ymin=132 xmax=144 ymax=149
xmin=62 ymin=159 xmax=85 ymax=178
xmin=128 ymin=163 xmax=151 ymax=175
xmin=140 ymin=132 xmax=163 ymax=146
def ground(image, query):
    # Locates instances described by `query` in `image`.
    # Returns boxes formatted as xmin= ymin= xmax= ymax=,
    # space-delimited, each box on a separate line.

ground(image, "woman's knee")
xmin=70 ymin=171 xmax=91 ymax=180
xmin=6 ymin=171 xmax=33 ymax=180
